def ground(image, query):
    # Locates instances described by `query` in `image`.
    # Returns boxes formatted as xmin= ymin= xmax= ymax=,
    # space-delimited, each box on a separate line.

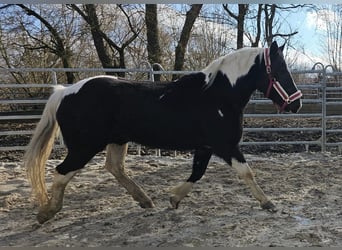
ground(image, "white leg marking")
xmin=53 ymin=170 xmax=78 ymax=186
xmin=231 ymin=159 xmax=253 ymax=178
xmin=170 ymin=182 xmax=193 ymax=208
xmin=105 ymin=143 xmax=154 ymax=208
xmin=37 ymin=170 xmax=78 ymax=224
xmin=171 ymin=182 xmax=193 ymax=198
xmin=49 ymin=170 xmax=77 ymax=209
xmin=231 ymin=159 xmax=270 ymax=205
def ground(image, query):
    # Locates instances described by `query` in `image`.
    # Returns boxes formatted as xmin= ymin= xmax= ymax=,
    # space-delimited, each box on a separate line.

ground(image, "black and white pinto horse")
xmin=24 ymin=41 xmax=302 ymax=224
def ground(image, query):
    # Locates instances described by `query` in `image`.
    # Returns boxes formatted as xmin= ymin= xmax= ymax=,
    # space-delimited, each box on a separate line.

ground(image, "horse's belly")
xmin=127 ymin=123 xmax=203 ymax=150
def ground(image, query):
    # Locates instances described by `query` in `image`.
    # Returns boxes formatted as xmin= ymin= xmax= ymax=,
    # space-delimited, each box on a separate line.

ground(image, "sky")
xmin=288 ymin=5 xmax=341 ymax=68
xmin=288 ymin=8 xmax=324 ymax=65
xmin=291 ymin=9 xmax=324 ymax=54
xmin=168 ymin=4 xmax=330 ymax=68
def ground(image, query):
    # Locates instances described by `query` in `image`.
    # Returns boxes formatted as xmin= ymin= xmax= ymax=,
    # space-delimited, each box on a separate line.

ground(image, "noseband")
xmin=264 ymin=48 xmax=302 ymax=111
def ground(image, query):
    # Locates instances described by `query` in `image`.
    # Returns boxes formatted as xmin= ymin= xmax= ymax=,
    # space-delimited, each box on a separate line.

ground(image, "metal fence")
xmin=0 ymin=64 xmax=341 ymax=154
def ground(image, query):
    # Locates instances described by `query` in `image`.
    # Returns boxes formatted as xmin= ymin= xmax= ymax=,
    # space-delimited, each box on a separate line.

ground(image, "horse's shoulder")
xmin=158 ymin=72 xmax=207 ymax=104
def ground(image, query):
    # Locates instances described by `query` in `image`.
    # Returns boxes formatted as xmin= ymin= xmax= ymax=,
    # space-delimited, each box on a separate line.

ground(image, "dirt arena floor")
xmin=0 ymin=150 xmax=341 ymax=247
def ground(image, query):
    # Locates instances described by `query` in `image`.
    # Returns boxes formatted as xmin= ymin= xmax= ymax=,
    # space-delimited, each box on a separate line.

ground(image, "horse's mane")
xmin=159 ymin=47 xmax=263 ymax=105
xmin=202 ymin=47 xmax=262 ymax=88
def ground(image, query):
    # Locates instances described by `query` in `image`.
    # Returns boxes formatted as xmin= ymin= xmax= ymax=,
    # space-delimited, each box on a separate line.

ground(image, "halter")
xmin=264 ymin=48 xmax=302 ymax=111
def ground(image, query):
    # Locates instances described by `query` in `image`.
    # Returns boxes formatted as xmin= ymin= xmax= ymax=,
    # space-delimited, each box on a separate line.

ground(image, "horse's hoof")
xmin=37 ymin=211 xmax=54 ymax=224
xmin=139 ymin=200 xmax=155 ymax=209
xmin=37 ymin=204 xmax=62 ymax=224
xmin=261 ymin=200 xmax=277 ymax=213
xmin=169 ymin=196 xmax=180 ymax=209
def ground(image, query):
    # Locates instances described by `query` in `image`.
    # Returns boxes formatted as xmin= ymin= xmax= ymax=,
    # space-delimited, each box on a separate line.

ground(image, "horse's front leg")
xmin=170 ymin=147 xmax=212 ymax=208
xmin=222 ymin=148 xmax=277 ymax=212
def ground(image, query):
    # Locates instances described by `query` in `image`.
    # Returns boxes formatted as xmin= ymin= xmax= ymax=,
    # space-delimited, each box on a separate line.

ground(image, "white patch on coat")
xmin=218 ymin=109 xmax=224 ymax=117
xmin=62 ymin=75 xmax=118 ymax=98
xmin=202 ymin=47 xmax=263 ymax=88
xmin=231 ymin=158 xmax=252 ymax=178
xmin=170 ymin=182 xmax=193 ymax=199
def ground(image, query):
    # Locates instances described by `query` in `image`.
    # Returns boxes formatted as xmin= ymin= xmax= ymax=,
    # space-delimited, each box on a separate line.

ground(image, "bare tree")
xmin=318 ymin=5 xmax=342 ymax=70
xmin=7 ymin=4 xmax=76 ymax=83
xmin=0 ymin=3 xmax=315 ymax=80
xmin=223 ymin=4 xmax=248 ymax=49
xmin=70 ymin=4 xmax=143 ymax=77
xmin=250 ymin=4 xmax=263 ymax=47
xmin=173 ymin=4 xmax=202 ymax=79
xmin=222 ymin=4 xmax=302 ymax=48
xmin=145 ymin=4 xmax=162 ymax=80
xmin=263 ymin=4 xmax=301 ymax=46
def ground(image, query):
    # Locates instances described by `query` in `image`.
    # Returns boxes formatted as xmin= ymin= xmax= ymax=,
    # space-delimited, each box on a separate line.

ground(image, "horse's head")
xmin=259 ymin=41 xmax=302 ymax=113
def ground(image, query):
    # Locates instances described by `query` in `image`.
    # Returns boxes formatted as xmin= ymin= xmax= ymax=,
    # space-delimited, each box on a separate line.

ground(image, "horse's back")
xmin=55 ymin=78 xmax=158 ymax=146
xmin=55 ymin=76 xmax=202 ymax=150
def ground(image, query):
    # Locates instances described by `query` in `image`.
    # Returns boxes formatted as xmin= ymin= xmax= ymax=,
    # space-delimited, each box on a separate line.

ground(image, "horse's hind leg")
xmin=37 ymin=170 xmax=78 ymax=224
xmin=37 ymin=148 xmax=98 ymax=224
xmin=105 ymin=143 xmax=154 ymax=208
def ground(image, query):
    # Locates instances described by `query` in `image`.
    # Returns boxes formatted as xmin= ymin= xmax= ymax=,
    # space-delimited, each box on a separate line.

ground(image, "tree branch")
xmin=222 ymin=4 xmax=238 ymax=20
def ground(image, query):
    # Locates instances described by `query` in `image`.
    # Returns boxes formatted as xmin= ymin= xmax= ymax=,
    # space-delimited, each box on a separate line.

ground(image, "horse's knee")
xmin=105 ymin=144 xmax=127 ymax=175
xmin=106 ymin=161 xmax=125 ymax=180
xmin=231 ymin=158 xmax=254 ymax=180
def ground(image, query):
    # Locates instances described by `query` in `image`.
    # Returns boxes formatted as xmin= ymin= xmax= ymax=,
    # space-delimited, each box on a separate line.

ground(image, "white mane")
xmin=201 ymin=47 xmax=263 ymax=87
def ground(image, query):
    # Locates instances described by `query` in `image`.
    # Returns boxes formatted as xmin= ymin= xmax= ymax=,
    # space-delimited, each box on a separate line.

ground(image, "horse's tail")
xmin=24 ymin=85 xmax=66 ymax=206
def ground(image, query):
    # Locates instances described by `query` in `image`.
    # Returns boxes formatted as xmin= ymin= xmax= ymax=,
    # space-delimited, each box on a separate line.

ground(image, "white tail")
xmin=24 ymin=85 xmax=65 ymax=206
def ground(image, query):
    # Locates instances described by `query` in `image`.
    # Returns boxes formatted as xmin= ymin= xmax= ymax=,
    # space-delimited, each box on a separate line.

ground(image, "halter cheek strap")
xmin=264 ymin=48 xmax=302 ymax=111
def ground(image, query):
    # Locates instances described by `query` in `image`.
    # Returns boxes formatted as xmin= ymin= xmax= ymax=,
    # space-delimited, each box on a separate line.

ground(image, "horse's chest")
xmin=203 ymin=108 xmax=243 ymax=143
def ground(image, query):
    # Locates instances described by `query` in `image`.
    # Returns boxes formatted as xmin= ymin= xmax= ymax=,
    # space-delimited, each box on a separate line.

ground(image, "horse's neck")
xmin=202 ymin=47 xmax=262 ymax=86
xmin=204 ymin=48 xmax=263 ymax=110
xmin=231 ymin=63 xmax=260 ymax=109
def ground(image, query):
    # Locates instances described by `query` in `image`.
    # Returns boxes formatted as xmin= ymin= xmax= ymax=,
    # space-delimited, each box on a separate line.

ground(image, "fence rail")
xmin=0 ymin=64 xmax=341 ymax=154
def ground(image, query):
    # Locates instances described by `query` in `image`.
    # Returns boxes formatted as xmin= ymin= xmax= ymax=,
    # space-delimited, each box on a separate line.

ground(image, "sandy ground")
xmin=0 ymin=151 xmax=341 ymax=247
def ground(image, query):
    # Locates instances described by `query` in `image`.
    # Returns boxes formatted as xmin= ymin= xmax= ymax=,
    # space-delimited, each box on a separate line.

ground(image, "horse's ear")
xmin=270 ymin=41 xmax=279 ymax=55
xmin=279 ymin=43 xmax=286 ymax=52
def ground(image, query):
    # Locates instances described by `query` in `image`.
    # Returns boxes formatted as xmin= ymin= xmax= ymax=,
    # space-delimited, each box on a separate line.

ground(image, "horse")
xmin=24 ymin=41 xmax=302 ymax=224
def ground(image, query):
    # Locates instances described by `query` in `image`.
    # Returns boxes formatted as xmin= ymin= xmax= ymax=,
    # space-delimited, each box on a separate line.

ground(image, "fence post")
xmin=321 ymin=67 xmax=327 ymax=152
xmin=51 ymin=71 xmax=58 ymax=85
xmin=152 ymin=63 xmax=165 ymax=82
xmin=140 ymin=61 xmax=154 ymax=82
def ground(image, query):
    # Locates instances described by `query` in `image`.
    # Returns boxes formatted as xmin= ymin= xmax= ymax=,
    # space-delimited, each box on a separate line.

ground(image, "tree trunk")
xmin=17 ymin=4 xmax=75 ymax=83
xmin=223 ymin=4 xmax=248 ymax=49
xmin=84 ymin=4 xmax=118 ymax=76
xmin=251 ymin=4 xmax=263 ymax=47
xmin=264 ymin=4 xmax=276 ymax=46
xmin=173 ymin=4 xmax=202 ymax=80
xmin=145 ymin=4 xmax=162 ymax=81
xmin=237 ymin=4 xmax=248 ymax=49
